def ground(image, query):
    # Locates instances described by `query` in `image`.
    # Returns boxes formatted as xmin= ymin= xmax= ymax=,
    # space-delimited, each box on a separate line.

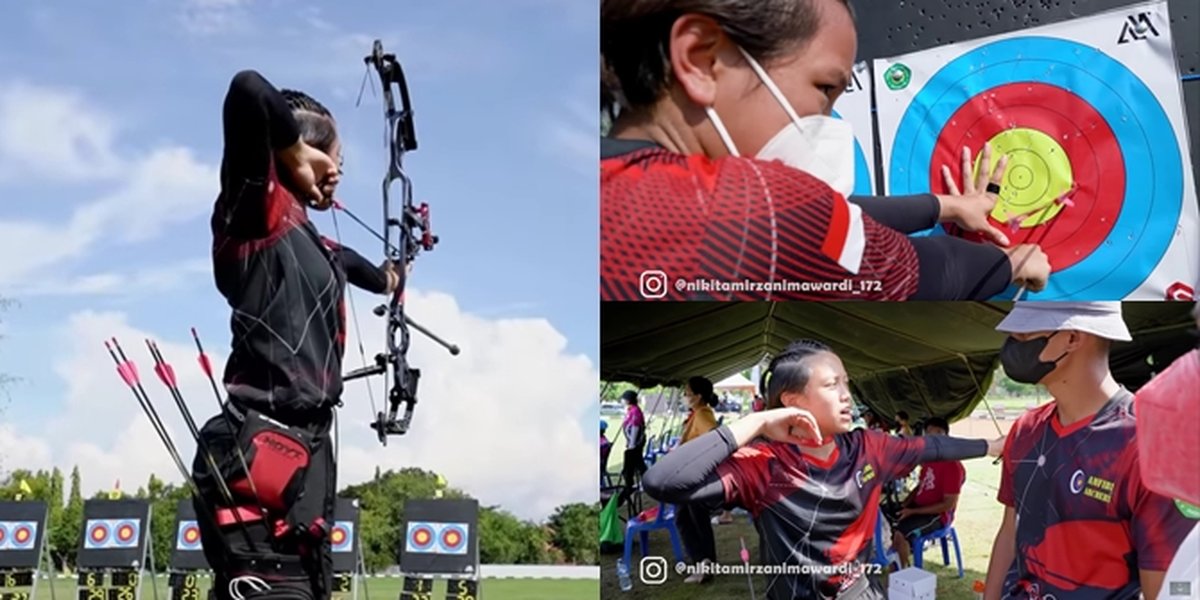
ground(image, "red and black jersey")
xmin=997 ymin=389 xmax=1193 ymax=598
xmin=712 ymin=429 xmax=980 ymax=599
xmin=601 ymin=139 xmax=920 ymax=301
xmin=209 ymin=70 xmax=386 ymax=425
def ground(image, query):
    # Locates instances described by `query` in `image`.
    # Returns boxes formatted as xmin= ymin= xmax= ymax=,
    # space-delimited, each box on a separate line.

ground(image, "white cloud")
xmin=2 ymin=290 xmax=596 ymax=522
xmin=11 ymin=258 xmax=211 ymax=298
xmin=0 ymin=82 xmax=218 ymax=288
xmin=178 ymin=0 xmax=257 ymax=35
xmin=0 ymin=82 xmax=124 ymax=182
xmin=542 ymin=94 xmax=596 ymax=178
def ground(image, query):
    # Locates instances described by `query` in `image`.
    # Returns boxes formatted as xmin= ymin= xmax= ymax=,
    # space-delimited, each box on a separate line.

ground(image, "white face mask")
xmin=704 ymin=47 xmax=857 ymax=198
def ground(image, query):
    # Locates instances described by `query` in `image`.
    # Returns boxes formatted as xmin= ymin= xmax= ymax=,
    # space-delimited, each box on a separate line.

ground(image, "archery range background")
xmin=847 ymin=0 xmax=1200 ymax=200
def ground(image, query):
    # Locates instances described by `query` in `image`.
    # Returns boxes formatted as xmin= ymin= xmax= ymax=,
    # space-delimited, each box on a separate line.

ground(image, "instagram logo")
xmin=639 ymin=270 xmax=669 ymax=298
xmin=639 ymin=556 xmax=668 ymax=585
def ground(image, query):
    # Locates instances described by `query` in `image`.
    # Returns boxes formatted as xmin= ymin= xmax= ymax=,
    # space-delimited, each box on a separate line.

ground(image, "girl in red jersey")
xmin=600 ymin=0 xmax=1051 ymax=301
xmin=643 ymin=340 xmax=1004 ymax=599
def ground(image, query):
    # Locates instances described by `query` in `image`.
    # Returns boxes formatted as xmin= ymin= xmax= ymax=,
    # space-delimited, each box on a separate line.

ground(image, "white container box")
xmin=888 ymin=567 xmax=936 ymax=600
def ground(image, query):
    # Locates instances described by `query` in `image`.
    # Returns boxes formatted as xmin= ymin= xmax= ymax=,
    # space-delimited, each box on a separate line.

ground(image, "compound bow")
xmin=339 ymin=40 xmax=459 ymax=446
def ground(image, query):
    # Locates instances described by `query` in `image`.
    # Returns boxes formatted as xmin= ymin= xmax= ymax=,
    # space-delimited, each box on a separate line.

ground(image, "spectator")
xmin=886 ymin=417 xmax=964 ymax=568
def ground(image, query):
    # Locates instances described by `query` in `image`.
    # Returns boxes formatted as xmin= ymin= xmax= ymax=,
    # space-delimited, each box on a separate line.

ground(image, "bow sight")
xmin=341 ymin=39 xmax=460 ymax=446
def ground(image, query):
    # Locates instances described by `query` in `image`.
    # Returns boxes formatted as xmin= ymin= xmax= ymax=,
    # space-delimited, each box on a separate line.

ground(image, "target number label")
xmin=447 ymin=579 xmax=477 ymax=600
xmin=401 ymin=577 xmax=433 ymax=600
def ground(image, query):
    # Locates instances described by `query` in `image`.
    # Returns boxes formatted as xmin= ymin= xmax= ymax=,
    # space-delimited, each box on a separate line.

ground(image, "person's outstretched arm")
xmin=861 ymin=428 xmax=1001 ymax=483
xmin=216 ymin=70 xmax=303 ymax=239
xmin=322 ymin=237 xmax=397 ymax=294
xmin=643 ymin=408 xmax=820 ymax=509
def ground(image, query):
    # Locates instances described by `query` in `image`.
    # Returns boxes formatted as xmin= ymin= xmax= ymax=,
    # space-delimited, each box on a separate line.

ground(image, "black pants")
xmin=676 ymin=502 xmax=717 ymax=563
xmin=191 ymin=407 xmax=336 ymax=600
xmin=619 ymin=446 xmax=646 ymax=506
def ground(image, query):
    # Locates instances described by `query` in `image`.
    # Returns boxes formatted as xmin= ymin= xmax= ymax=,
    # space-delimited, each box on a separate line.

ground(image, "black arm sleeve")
xmin=337 ymin=246 xmax=389 ymax=294
xmin=642 ymin=426 xmax=737 ymax=506
xmin=920 ymin=435 xmax=989 ymax=462
xmin=218 ymin=70 xmax=302 ymax=236
xmin=848 ymin=194 xmax=940 ymax=234
xmin=910 ymin=235 xmax=1012 ymax=300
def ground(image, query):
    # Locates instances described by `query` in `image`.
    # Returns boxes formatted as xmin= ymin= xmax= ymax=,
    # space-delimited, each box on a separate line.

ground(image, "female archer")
xmin=644 ymin=340 xmax=1004 ymax=599
xmin=191 ymin=69 xmax=399 ymax=600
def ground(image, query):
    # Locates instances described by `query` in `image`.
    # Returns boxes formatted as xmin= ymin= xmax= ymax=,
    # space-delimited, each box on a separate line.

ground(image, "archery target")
xmin=175 ymin=520 xmax=202 ymax=551
xmin=404 ymin=521 xmax=469 ymax=555
xmin=84 ymin=519 xmax=141 ymax=549
xmin=875 ymin=0 xmax=1198 ymax=300
xmin=330 ymin=521 xmax=354 ymax=553
xmin=0 ymin=521 xmax=36 ymax=551
xmin=439 ymin=524 xmax=467 ymax=555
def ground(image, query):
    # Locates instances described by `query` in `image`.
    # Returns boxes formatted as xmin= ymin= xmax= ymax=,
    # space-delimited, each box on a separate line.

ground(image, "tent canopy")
xmin=714 ymin=373 xmax=755 ymax=391
xmin=601 ymin=302 xmax=1195 ymax=422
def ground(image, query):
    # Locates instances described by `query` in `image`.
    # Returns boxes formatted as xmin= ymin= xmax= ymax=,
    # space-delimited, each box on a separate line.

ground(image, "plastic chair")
xmin=912 ymin=514 xmax=964 ymax=578
xmin=622 ymin=503 xmax=685 ymax=574
xmin=870 ymin=506 xmax=901 ymax=570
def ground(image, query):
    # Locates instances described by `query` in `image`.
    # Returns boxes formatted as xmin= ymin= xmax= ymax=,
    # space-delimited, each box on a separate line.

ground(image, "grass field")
xmin=10 ymin=575 xmax=598 ymax=600
xmin=601 ymin=410 xmax=1023 ymax=599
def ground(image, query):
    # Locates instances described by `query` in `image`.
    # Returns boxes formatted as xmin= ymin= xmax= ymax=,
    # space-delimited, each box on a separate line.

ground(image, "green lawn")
xmin=8 ymin=575 xmax=598 ymax=600
xmin=601 ymin=413 xmax=1011 ymax=600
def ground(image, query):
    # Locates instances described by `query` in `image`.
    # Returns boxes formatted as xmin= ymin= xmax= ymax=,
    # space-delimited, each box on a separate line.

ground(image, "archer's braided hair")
xmin=281 ymin=89 xmax=338 ymax=154
xmin=760 ymin=339 xmax=834 ymax=410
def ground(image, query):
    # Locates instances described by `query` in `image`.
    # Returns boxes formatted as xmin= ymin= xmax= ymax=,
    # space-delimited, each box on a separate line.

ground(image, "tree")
xmin=547 ymin=502 xmax=599 ymax=565
xmin=476 ymin=507 xmax=548 ymax=564
xmin=54 ymin=466 xmax=84 ymax=570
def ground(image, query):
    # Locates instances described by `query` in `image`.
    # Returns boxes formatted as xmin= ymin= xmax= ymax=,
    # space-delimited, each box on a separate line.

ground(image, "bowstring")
xmin=331 ymin=190 xmax=382 ymax=433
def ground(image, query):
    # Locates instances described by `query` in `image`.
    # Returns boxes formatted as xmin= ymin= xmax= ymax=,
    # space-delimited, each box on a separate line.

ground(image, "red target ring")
xmin=89 ymin=524 xmax=109 ymax=544
xmin=14 ymin=526 xmax=31 ymax=544
xmin=411 ymin=526 xmax=434 ymax=550
xmin=442 ymin=529 xmax=461 ymax=548
xmin=931 ymin=82 xmax=1123 ymax=271
xmin=183 ymin=526 xmax=200 ymax=544
xmin=0 ymin=526 xmax=7 ymax=544
xmin=117 ymin=524 xmax=135 ymax=543
xmin=331 ymin=527 xmax=346 ymax=545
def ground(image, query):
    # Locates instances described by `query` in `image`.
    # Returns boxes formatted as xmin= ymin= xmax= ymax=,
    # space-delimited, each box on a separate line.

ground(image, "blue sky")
xmin=0 ymin=0 xmax=597 ymax=521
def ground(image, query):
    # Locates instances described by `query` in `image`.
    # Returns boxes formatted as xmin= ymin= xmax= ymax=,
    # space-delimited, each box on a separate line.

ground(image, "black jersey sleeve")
xmin=910 ymin=235 xmax=1013 ymax=300
xmin=641 ymin=427 xmax=737 ymax=507
xmin=848 ymin=194 xmax=940 ymax=234
xmin=216 ymin=70 xmax=302 ymax=238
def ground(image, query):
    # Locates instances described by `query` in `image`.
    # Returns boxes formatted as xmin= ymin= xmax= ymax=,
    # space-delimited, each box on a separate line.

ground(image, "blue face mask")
xmin=1000 ymin=332 xmax=1069 ymax=384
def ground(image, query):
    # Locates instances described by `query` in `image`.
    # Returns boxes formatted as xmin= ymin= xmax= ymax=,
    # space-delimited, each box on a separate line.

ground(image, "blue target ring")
xmin=887 ymin=37 xmax=1183 ymax=299
xmin=832 ymin=109 xmax=874 ymax=196
xmin=439 ymin=524 xmax=468 ymax=554
xmin=0 ymin=523 xmax=9 ymax=550
xmin=113 ymin=520 xmax=138 ymax=547
xmin=407 ymin=523 xmax=435 ymax=552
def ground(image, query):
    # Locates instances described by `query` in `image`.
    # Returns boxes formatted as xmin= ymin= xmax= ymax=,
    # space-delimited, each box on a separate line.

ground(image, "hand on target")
xmin=756 ymin=407 xmax=823 ymax=445
xmin=938 ymin=143 xmax=1011 ymax=247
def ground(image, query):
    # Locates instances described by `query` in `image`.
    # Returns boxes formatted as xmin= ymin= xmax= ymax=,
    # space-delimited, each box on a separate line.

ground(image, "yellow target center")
xmin=332 ymin=530 xmax=345 ymax=544
xmin=974 ymin=127 xmax=1073 ymax=228
xmin=446 ymin=532 xmax=459 ymax=545
xmin=415 ymin=531 xmax=429 ymax=543
xmin=15 ymin=529 xmax=29 ymax=542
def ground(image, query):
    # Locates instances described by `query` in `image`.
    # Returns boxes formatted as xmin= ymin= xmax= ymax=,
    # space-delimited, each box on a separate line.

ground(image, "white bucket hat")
xmin=996 ymin=302 xmax=1132 ymax=342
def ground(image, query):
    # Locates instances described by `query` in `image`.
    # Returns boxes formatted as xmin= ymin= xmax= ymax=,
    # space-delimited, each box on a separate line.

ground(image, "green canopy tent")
xmin=601 ymin=301 xmax=1196 ymax=423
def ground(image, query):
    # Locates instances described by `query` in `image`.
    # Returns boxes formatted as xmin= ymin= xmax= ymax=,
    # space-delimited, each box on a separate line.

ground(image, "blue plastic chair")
xmin=622 ymin=503 xmax=685 ymax=574
xmin=912 ymin=513 xmax=964 ymax=578
xmin=870 ymin=506 xmax=901 ymax=570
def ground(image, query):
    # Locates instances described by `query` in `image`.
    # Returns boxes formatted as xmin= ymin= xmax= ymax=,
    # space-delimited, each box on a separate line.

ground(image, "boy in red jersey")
xmin=886 ymin=416 xmax=964 ymax=568
xmin=983 ymin=302 xmax=1192 ymax=600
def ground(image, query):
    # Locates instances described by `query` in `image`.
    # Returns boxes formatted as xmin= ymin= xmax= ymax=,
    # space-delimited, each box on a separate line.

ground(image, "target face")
xmin=84 ymin=519 xmax=141 ymax=549
xmin=330 ymin=521 xmax=354 ymax=553
xmin=405 ymin=521 xmax=470 ymax=555
xmin=175 ymin=520 xmax=202 ymax=551
xmin=439 ymin=524 xmax=467 ymax=555
xmin=0 ymin=521 xmax=38 ymax=551
xmin=875 ymin=3 xmax=1198 ymax=300
xmin=407 ymin=523 xmax=435 ymax=552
